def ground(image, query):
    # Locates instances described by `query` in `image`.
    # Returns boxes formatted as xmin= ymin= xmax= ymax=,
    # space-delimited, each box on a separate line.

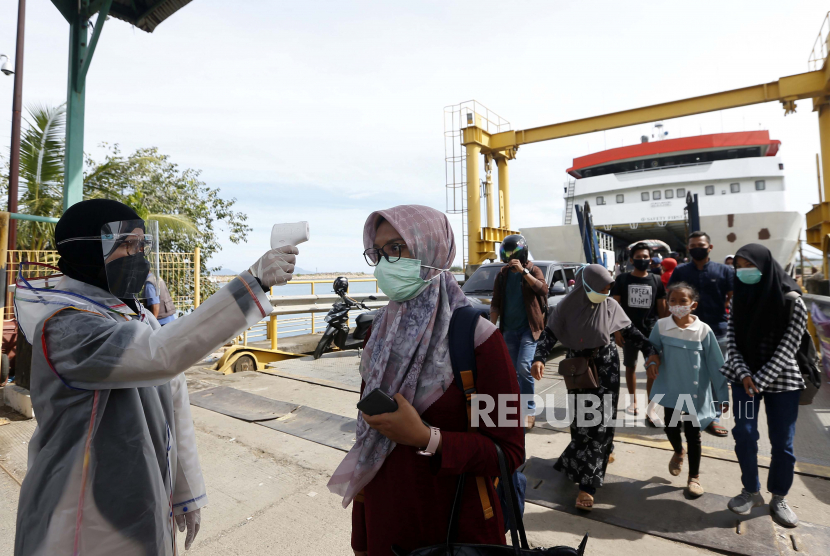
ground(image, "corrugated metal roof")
xmin=109 ymin=0 xmax=193 ymax=33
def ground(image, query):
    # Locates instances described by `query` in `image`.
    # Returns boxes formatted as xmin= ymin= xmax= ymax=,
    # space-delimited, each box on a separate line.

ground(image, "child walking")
xmin=647 ymin=282 xmax=729 ymax=497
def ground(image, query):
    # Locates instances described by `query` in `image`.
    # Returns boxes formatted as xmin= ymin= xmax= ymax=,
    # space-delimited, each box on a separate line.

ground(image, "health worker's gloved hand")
xmin=249 ymin=246 xmax=299 ymax=290
xmin=175 ymin=508 xmax=201 ymax=551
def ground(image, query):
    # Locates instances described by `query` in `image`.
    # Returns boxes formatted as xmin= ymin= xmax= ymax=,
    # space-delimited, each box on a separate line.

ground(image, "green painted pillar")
xmin=63 ymin=16 xmax=87 ymax=211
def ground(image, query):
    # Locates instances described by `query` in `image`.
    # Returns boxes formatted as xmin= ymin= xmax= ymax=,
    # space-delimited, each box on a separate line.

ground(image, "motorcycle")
xmin=314 ymin=282 xmax=378 ymax=360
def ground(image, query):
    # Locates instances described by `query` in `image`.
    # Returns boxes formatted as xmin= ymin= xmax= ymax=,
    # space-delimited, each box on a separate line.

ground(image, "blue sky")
xmin=2 ymin=0 xmax=828 ymax=272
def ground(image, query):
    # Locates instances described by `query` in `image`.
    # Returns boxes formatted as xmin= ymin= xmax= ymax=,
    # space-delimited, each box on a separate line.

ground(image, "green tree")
xmin=2 ymin=105 xmax=250 ymax=296
xmin=84 ymin=144 xmax=251 ymax=297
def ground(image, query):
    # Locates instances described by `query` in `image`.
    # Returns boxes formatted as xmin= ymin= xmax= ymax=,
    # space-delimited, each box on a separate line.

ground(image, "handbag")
xmin=557 ymin=351 xmax=600 ymax=390
xmin=391 ymin=442 xmax=588 ymax=556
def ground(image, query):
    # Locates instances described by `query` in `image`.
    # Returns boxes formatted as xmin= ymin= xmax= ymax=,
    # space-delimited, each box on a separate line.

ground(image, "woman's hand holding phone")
xmin=362 ymin=393 xmax=434 ymax=450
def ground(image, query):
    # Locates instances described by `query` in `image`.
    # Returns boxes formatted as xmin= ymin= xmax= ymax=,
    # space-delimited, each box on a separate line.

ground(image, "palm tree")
xmin=7 ymin=103 xmax=198 ymax=249
xmin=15 ymin=104 xmax=65 ymax=250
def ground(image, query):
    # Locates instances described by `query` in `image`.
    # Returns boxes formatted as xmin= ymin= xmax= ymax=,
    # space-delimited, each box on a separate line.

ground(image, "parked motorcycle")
xmin=313 ymin=277 xmax=378 ymax=360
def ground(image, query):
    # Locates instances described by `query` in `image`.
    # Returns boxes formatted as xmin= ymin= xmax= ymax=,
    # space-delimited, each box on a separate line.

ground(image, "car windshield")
xmin=461 ymin=265 xmax=503 ymax=293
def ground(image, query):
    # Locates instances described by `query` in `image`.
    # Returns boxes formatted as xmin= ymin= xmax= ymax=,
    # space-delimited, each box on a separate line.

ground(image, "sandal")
xmin=608 ymin=453 xmax=615 ymax=464
xmin=575 ymin=491 xmax=594 ymax=511
xmin=625 ymin=402 xmax=639 ymax=416
xmin=669 ymin=450 xmax=685 ymax=476
xmin=706 ymin=422 xmax=728 ymax=437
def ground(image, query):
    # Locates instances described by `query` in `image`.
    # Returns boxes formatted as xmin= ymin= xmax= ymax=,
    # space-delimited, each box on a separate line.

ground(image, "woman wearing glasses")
xmin=328 ymin=205 xmax=524 ymax=556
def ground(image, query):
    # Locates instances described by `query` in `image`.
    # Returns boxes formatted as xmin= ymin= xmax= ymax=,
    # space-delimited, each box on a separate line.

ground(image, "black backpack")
xmin=785 ymin=292 xmax=822 ymax=405
xmin=447 ymin=306 xmax=528 ymax=531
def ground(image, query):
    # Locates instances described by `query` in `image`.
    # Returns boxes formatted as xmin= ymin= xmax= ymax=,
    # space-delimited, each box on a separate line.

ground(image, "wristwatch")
xmin=522 ymin=268 xmax=531 ymax=276
xmin=417 ymin=426 xmax=441 ymax=456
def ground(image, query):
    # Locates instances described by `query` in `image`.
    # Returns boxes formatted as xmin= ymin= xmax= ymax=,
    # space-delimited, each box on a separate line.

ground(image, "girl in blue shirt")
xmin=648 ymin=282 xmax=729 ymax=498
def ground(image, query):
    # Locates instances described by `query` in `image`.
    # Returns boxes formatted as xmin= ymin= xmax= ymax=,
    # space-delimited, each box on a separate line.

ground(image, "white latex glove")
xmin=175 ymin=508 xmax=201 ymax=551
xmin=248 ymin=245 xmax=299 ymax=288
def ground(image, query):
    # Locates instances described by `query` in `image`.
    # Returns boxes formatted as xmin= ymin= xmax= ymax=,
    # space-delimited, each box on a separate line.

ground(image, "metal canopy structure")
xmin=49 ymin=0 xmax=193 ymax=210
xmin=51 ymin=0 xmax=192 ymax=33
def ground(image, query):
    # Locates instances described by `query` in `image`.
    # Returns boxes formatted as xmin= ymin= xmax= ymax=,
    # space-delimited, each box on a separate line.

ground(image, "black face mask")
xmin=632 ymin=259 xmax=651 ymax=271
xmin=105 ymin=255 xmax=151 ymax=298
xmin=689 ymin=247 xmax=710 ymax=262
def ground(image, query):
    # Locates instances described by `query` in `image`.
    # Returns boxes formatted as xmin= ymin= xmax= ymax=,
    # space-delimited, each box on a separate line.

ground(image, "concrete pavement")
xmin=1 ymin=354 xmax=829 ymax=555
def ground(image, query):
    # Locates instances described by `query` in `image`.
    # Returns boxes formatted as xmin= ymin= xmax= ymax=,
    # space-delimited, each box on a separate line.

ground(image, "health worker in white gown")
xmin=13 ymin=199 xmax=297 ymax=556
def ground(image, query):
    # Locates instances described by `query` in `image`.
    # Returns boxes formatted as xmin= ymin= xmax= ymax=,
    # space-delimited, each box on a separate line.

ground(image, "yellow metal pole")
xmin=818 ymin=102 xmax=830 ymax=278
xmin=817 ymin=153 xmax=823 ymax=203
xmin=270 ymin=314 xmax=278 ymax=350
xmin=193 ymin=247 xmax=201 ymax=309
xmin=466 ymin=143 xmax=482 ymax=267
xmin=497 ymin=158 xmax=511 ymax=229
xmin=484 ymin=156 xmax=496 ymax=229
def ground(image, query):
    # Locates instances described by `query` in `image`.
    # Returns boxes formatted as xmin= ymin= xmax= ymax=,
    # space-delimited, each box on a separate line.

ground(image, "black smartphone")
xmin=357 ymin=388 xmax=399 ymax=416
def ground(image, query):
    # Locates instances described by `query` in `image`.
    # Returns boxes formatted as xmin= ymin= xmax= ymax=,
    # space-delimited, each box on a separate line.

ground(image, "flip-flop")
xmin=706 ymin=422 xmax=729 ymax=437
xmin=625 ymin=403 xmax=639 ymax=416
xmin=575 ymin=492 xmax=594 ymax=511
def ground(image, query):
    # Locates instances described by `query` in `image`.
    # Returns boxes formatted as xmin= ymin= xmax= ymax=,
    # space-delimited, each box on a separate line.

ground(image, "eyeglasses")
xmin=363 ymin=242 xmax=407 ymax=266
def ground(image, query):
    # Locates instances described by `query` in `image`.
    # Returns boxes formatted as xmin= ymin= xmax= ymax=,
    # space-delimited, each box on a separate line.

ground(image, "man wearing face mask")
xmin=668 ymin=230 xmax=734 ymax=437
xmin=490 ymin=234 xmax=548 ymax=429
xmin=612 ymin=243 xmax=667 ymax=419
xmin=14 ymin=199 xmax=298 ymax=556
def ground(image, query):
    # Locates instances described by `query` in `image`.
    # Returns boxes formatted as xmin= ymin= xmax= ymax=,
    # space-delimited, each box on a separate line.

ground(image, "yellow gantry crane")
xmin=457 ymin=13 xmax=830 ymax=275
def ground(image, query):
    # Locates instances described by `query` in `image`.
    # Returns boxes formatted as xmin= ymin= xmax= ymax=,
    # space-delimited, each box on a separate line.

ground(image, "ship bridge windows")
xmin=577 ymin=146 xmax=763 ymax=178
xmin=755 ymin=180 xmax=766 ymax=190
xmin=641 ymin=192 xmax=650 ymax=201
xmin=653 ymin=190 xmax=662 ymax=200
xmin=596 ymin=196 xmax=606 ymax=205
xmin=616 ymin=194 xmax=625 ymax=203
xmin=730 ymin=182 xmax=741 ymax=193
xmin=676 ymin=187 xmax=686 ymax=198
xmin=665 ymin=189 xmax=674 ymax=199
xmin=705 ymin=185 xmax=715 ymax=195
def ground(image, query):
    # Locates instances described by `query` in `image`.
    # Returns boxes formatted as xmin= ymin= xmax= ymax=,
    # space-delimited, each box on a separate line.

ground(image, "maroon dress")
xmin=351 ymin=319 xmax=525 ymax=555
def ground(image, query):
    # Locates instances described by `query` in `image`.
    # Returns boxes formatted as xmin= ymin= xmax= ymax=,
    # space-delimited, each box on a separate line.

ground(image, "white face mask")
xmin=669 ymin=304 xmax=693 ymax=319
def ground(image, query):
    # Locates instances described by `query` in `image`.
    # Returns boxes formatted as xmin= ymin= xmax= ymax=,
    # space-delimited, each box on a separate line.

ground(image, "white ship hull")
xmin=525 ymin=131 xmax=802 ymax=267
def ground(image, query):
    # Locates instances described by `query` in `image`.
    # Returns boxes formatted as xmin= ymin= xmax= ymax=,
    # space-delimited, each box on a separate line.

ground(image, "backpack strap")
xmin=448 ymin=305 xmax=494 ymax=520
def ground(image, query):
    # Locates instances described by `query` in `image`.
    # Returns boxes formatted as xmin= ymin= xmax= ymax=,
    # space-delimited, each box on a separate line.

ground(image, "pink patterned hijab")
xmin=327 ymin=205 xmax=470 ymax=506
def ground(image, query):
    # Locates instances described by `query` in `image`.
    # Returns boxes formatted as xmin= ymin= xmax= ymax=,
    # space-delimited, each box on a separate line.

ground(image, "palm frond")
xmin=148 ymin=213 xmax=199 ymax=236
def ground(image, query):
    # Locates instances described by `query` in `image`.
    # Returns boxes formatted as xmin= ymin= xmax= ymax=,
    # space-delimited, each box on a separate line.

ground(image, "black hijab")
xmin=55 ymin=199 xmax=144 ymax=312
xmin=731 ymin=243 xmax=801 ymax=371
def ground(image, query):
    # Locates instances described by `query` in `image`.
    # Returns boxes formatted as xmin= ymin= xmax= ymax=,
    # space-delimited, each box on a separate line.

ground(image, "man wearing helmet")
xmin=490 ymin=234 xmax=548 ymax=429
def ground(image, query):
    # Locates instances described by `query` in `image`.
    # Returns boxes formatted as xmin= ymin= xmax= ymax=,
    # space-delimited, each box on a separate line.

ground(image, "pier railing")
xmin=233 ymin=278 xmax=388 ymax=349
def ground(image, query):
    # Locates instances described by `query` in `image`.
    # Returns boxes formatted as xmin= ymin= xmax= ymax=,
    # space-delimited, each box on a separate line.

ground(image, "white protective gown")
xmin=14 ymin=271 xmax=271 ymax=556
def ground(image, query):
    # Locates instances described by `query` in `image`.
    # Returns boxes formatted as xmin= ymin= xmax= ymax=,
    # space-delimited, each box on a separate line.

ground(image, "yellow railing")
xmin=4 ymin=249 xmax=201 ymax=320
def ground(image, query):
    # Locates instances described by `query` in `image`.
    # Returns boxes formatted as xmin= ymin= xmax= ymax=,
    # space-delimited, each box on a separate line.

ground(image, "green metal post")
xmin=64 ymin=15 xmax=87 ymax=211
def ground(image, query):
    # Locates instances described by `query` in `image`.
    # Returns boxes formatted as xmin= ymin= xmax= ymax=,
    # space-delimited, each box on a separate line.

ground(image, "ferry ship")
xmin=521 ymin=129 xmax=802 ymax=267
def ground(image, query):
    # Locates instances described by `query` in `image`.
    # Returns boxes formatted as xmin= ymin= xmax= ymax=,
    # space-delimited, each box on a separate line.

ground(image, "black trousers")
xmin=664 ymin=407 xmax=702 ymax=477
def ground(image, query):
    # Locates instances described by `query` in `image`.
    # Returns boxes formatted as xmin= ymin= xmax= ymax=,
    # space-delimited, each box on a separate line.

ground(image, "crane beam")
xmin=462 ymin=70 xmax=827 ymax=155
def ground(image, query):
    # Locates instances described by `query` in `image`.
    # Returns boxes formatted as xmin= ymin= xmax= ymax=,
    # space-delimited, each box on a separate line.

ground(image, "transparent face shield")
xmin=57 ymin=219 xmax=159 ymax=298
xmin=101 ymin=219 xmax=159 ymax=298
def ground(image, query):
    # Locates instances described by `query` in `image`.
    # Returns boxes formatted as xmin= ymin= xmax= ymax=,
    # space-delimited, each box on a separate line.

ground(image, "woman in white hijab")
xmin=531 ymin=264 xmax=658 ymax=510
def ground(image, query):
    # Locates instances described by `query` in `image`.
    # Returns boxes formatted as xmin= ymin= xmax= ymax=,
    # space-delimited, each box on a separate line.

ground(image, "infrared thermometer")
xmin=270 ymin=221 xmax=309 ymax=250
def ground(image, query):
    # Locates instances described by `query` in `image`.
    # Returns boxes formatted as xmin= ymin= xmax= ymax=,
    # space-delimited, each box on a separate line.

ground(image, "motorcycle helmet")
xmin=499 ymin=234 xmax=528 ymax=265
xmin=333 ymin=276 xmax=349 ymax=295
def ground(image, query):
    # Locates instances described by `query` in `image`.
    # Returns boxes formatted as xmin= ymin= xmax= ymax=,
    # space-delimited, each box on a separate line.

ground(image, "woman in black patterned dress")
xmin=531 ymin=264 xmax=658 ymax=510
